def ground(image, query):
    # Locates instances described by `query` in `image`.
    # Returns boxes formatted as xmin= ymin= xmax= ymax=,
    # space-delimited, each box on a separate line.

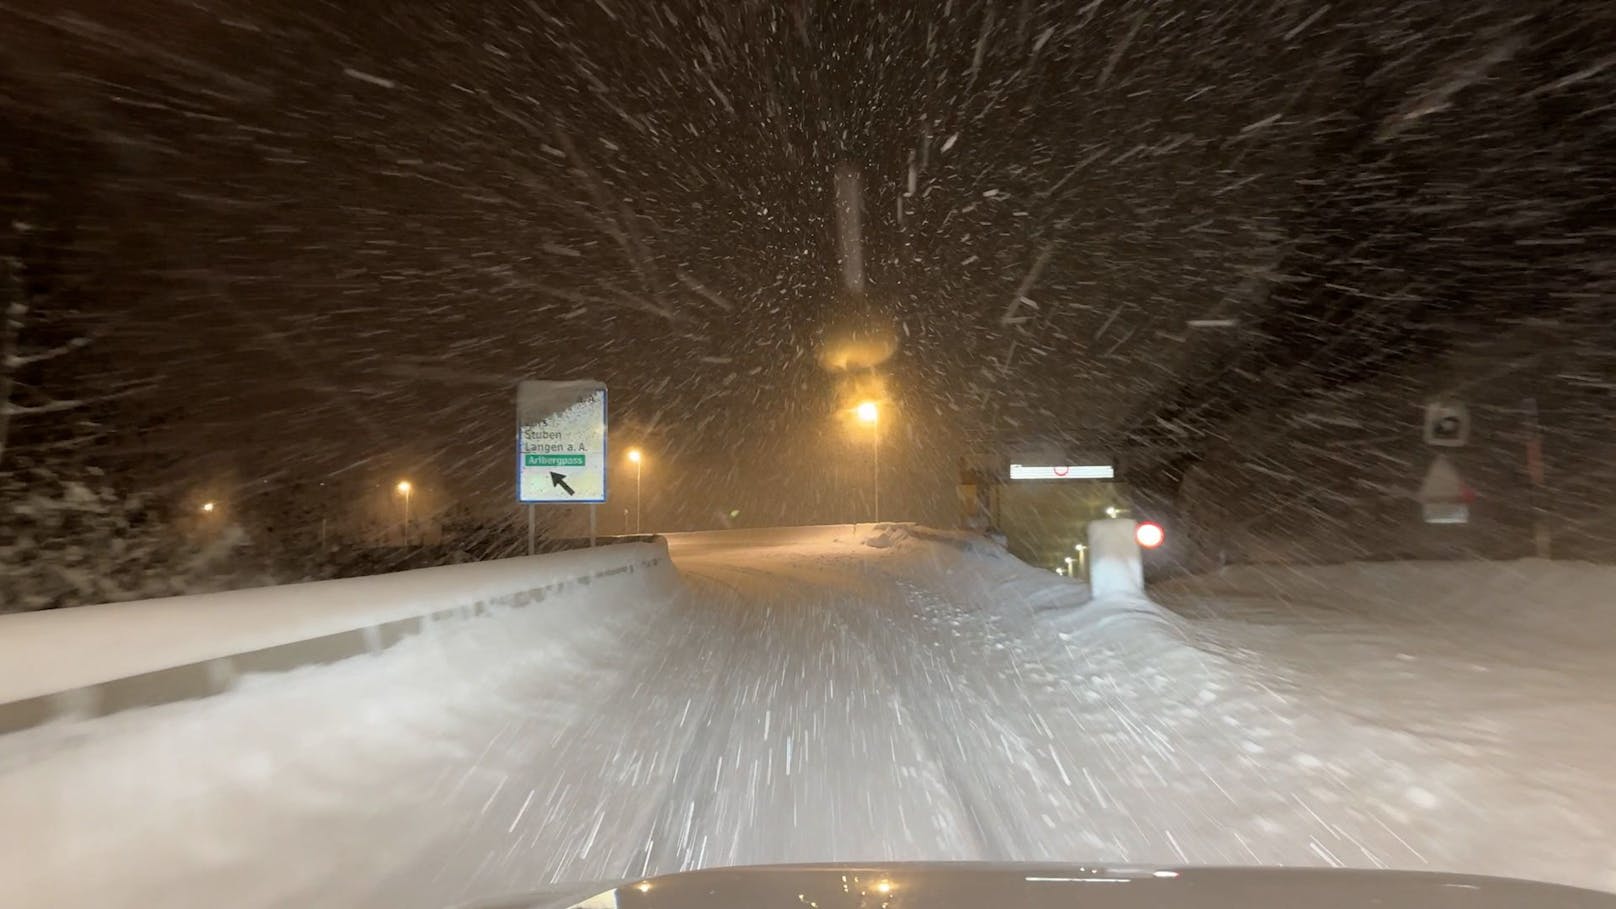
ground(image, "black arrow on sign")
xmin=549 ymin=472 xmax=576 ymax=496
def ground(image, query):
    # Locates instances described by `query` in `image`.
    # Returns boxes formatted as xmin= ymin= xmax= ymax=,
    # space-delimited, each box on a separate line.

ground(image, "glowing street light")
xmin=855 ymin=401 xmax=880 ymax=521
xmin=626 ymin=448 xmax=644 ymax=533
xmin=1073 ymin=542 xmax=1087 ymax=575
xmin=396 ymin=480 xmax=413 ymax=545
xmin=1064 ymin=555 xmax=1076 ymax=577
xmin=200 ymin=501 xmax=216 ymax=514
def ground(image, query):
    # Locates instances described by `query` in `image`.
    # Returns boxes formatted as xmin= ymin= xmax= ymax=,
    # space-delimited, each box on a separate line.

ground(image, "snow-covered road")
xmin=3 ymin=526 xmax=1614 ymax=908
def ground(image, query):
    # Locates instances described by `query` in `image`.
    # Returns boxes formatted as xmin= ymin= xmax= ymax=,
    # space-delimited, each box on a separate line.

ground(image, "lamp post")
xmin=856 ymin=401 xmax=880 ymax=522
xmin=627 ymin=449 xmax=643 ymax=533
xmin=1074 ymin=542 xmax=1088 ymax=577
xmin=1065 ymin=555 xmax=1075 ymax=577
xmin=396 ymin=480 xmax=412 ymax=545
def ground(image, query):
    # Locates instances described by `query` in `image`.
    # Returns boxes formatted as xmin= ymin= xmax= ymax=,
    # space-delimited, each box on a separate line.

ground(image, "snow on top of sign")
xmin=522 ymin=388 xmax=604 ymax=452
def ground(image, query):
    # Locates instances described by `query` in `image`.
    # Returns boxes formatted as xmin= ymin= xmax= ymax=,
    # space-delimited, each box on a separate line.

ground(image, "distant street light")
xmin=200 ymin=501 xmax=215 ymax=514
xmin=626 ymin=449 xmax=644 ymax=533
xmin=856 ymin=401 xmax=880 ymax=521
xmin=1074 ymin=542 xmax=1087 ymax=576
xmin=1065 ymin=555 xmax=1076 ymax=577
xmin=396 ymin=480 xmax=413 ymax=545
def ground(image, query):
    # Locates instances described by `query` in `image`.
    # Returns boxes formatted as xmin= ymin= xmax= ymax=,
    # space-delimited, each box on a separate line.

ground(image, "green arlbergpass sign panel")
xmin=517 ymin=380 xmax=606 ymax=503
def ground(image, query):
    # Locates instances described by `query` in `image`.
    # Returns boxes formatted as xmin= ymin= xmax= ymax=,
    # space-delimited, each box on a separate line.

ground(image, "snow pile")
xmin=1139 ymin=559 xmax=1616 ymax=891
xmin=1157 ymin=558 xmax=1616 ymax=648
xmin=859 ymin=522 xmax=1024 ymax=562
xmin=857 ymin=529 xmax=1616 ymax=892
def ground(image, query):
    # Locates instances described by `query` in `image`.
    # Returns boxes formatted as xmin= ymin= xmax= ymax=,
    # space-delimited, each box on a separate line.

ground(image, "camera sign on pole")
xmin=1424 ymin=399 xmax=1469 ymax=447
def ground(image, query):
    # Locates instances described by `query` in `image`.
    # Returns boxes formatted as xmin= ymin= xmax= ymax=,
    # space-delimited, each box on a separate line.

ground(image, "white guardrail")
xmin=0 ymin=539 xmax=674 ymax=736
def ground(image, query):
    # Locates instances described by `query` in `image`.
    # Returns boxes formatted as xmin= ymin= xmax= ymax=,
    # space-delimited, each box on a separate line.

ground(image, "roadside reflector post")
xmin=1088 ymin=518 xmax=1146 ymax=599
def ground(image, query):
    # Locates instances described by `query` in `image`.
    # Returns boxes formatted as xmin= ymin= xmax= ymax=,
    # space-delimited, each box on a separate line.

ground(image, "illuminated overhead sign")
xmin=1009 ymin=464 xmax=1114 ymax=480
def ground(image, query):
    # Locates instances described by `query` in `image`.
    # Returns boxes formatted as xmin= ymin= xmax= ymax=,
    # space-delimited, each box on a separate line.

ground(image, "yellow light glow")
xmin=627 ymin=448 xmax=643 ymax=464
xmin=874 ymin=881 xmax=893 ymax=894
xmin=396 ymin=480 xmax=412 ymax=494
xmin=855 ymin=401 xmax=879 ymax=424
xmin=635 ymin=882 xmax=652 ymax=893
xmin=201 ymin=501 xmax=215 ymax=513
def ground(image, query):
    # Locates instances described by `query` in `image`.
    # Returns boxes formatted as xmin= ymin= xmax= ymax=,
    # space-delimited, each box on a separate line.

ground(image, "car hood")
xmin=460 ymin=863 xmax=1616 ymax=909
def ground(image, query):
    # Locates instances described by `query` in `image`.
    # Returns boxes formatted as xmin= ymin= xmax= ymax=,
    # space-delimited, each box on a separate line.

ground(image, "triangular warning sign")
xmin=1419 ymin=454 xmax=1469 ymax=524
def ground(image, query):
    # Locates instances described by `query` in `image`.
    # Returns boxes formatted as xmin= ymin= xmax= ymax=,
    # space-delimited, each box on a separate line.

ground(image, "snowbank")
xmin=0 ymin=539 xmax=674 ymax=728
xmin=1155 ymin=558 xmax=1616 ymax=647
xmin=847 ymin=527 xmax=1616 ymax=893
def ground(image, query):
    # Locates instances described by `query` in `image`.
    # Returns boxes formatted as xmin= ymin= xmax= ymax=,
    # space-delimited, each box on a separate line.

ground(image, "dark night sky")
xmin=4 ymin=0 xmax=1612 ymax=534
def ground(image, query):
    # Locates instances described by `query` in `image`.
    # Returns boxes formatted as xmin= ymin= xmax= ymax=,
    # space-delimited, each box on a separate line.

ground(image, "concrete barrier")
xmin=0 ymin=539 xmax=674 ymax=736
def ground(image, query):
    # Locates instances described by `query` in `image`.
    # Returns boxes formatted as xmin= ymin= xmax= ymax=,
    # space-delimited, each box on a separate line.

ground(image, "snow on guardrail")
xmin=0 ymin=539 xmax=674 ymax=733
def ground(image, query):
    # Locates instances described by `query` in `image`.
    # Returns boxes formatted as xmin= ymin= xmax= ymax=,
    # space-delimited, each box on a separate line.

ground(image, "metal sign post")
xmin=1525 ymin=397 xmax=1550 ymax=558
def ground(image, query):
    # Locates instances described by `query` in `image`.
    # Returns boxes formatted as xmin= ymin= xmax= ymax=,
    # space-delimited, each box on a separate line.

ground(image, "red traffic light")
xmin=1135 ymin=521 xmax=1165 ymax=549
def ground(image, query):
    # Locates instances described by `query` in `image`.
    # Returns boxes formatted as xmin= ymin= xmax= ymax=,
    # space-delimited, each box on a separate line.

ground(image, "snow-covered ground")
xmin=2 ymin=526 xmax=1614 ymax=908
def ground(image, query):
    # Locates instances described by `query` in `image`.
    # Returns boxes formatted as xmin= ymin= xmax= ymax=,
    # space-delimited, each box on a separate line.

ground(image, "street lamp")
xmin=396 ymin=480 xmax=412 ymax=545
xmin=1074 ymin=542 xmax=1087 ymax=576
xmin=855 ymin=401 xmax=880 ymax=522
xmin=200 ymin=501 xmax=215 ymax=514
xmin=626 ymin=449 xmax=644 ymax=533
xmin=1065 ymin=555 xmax=1075 ymax=576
